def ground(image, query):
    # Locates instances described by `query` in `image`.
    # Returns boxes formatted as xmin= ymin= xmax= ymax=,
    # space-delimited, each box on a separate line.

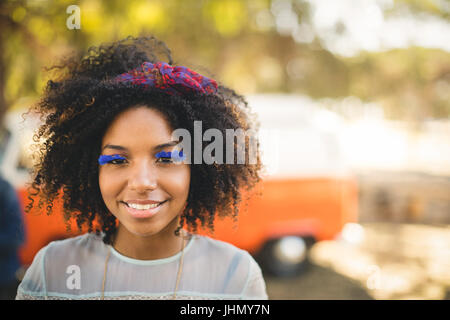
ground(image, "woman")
xmin=16 ymin=36 xmax=267 ymax=300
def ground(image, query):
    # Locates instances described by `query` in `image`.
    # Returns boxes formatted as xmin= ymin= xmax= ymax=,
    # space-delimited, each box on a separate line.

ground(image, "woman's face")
xmin=98 ymin=106 xmax=190 ymax=238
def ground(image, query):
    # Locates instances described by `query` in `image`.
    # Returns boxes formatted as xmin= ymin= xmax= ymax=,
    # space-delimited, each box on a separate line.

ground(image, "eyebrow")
xmin=102 ymin=141 xmax=180 ymax=152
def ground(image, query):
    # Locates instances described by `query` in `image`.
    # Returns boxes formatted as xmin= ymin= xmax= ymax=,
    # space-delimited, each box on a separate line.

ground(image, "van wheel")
xmin=257 ymin=236 xmax=314 ymax=277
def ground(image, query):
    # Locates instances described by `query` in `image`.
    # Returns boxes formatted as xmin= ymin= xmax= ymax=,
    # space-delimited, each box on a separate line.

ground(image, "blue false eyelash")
xmin=155 ymin=150 xmax=185 ymax=161
xmin=98 ymin=151 xmax=185 ymax=165
xmin=98 ymin=154 xmax=126 ymax=165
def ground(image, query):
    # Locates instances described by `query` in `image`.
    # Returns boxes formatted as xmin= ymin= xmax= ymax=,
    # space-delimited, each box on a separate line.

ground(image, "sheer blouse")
xmin=16 ymin=232 xmax=268 ymax=300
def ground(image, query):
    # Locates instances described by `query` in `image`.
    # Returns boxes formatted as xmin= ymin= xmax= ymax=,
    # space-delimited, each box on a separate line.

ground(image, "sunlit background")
xmin=0 ymin=0 xmax=449 ymax=300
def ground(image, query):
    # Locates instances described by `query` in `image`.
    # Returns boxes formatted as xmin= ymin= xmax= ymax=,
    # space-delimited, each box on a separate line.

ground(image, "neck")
xmin=112 ymin=219 xmax=187 ymax=260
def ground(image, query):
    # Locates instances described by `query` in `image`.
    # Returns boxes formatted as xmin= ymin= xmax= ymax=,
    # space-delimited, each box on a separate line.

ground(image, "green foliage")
xmin=1 ymin=0 xmax=449 ymax=120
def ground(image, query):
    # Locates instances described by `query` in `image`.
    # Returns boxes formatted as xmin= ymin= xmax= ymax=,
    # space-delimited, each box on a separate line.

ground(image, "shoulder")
xmin=188 ymin=234 xmax=267 ymax=298
xmin=16 ymin=233 xmax=106 ymax=299
xmin=0 ymin=176 xmax=18 ymax=204
xmin=22 ymin=233 xmax=102 ymax=272
xmin=191 ymin=234 xmax=253 ymax=264
xmin=0 ymin=176 xmax=16 ymax=197
xmin=44 ymin=233 xmax=107 ymax=272
xmin=0 ymin=175 xmax=12 ymax=188
xmin=193 ymin=234 xmax=247 ymax=254
xmin=46 ymin=233 xmax=104 ymax=255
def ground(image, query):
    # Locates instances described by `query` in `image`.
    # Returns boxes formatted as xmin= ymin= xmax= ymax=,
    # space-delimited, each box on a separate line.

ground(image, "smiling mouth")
xmin=120 ymin=200 xmax=168 ymax=219
xmin=122 ymin=200 xmax=167 ymax=210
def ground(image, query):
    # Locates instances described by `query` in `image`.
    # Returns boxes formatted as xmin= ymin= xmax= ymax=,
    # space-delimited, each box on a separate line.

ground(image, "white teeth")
xmin=126 ymin=202 xmax=160 ymax=210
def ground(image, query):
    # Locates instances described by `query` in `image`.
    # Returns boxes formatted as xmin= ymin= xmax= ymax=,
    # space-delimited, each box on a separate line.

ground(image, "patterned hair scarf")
xmin=114 ymin=61 xmax=218 ymax=95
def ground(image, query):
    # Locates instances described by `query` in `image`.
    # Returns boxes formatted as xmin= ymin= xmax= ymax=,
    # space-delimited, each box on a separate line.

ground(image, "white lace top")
xmin=15 ymin=233 xmax=268 ymax=300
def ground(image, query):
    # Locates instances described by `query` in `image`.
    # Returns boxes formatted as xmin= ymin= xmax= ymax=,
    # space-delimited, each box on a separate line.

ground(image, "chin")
xmin=117 ymin=208 xmax=182 ymax=238
xmin=125 ymin=224 xmax=162 ymax=237
xmin=125 ymin=218 xmax=179 ymax=238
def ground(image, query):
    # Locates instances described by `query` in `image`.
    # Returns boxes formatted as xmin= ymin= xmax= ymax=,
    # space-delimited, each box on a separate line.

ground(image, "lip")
xmin=121 ymin=200 xmax=166 ymax=219
xmin=124 ymin=199 xmax=164 ymax=205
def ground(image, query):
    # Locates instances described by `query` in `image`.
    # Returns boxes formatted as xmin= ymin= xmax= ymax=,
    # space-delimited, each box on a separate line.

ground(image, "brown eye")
xmin=109 ymin=158 xmax=127 ymax=165
xmin=156 ymin=157 xmax=173 ymax=164
xmin=99 ymin=154 xmax=127 ymax=166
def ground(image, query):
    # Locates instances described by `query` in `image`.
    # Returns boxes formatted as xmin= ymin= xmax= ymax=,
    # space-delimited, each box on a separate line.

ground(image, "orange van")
xmin=2 ymin=95 xmax=358 ymax=276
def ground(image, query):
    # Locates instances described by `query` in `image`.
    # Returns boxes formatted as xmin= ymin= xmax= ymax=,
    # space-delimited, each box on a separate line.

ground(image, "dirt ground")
xmin=265 ymin=223 xmax=450 ymax=300
xmin=265 ymin=262 xmax=374 ymax=300
xmin=265 ymin=171 xmax=450 ymax=300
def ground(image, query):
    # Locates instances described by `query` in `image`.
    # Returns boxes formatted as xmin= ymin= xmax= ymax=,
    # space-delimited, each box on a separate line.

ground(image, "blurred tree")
xmin=394 ymin=0 xmax=450 ymax=19
xmin=0 ymin=0 xmax=449 ymax=122
xmin=0 ymin=0 xmax=90 ymax=123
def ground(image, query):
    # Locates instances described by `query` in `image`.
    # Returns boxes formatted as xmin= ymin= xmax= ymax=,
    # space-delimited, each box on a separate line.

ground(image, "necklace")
xmin=101 ymin=230 xmax=187 ymax=300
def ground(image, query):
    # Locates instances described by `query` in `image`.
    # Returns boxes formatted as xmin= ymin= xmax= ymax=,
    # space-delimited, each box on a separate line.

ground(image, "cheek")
xmin=98 ymin=165 xmax=190 ymax=202
xmin=98 ymin=168 xmax=118 ymax=202
xmin=163 ymin=165 xmax=191 ymax=200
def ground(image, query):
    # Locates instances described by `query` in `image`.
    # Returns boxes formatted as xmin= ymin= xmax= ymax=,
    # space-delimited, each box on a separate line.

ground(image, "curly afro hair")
xmin=25 ymin=35 xmax=262 ymax=244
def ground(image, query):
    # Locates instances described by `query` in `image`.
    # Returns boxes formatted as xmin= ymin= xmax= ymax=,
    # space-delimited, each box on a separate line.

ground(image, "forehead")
xmin=101 ymin=106 xmax=173 ymax=147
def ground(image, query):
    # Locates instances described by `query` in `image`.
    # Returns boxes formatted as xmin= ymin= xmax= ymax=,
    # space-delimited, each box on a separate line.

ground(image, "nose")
xmin=128 ymin=159 xmax=157 ymax=192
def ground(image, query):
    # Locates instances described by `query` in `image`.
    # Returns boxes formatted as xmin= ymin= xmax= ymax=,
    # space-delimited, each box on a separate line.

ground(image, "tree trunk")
xmin=0 ymin=32 xmax=6 ymax=124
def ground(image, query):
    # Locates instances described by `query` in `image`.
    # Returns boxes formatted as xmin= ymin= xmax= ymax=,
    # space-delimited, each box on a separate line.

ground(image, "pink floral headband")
xmin=114 ymin=61 xmax=218 ymax=95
